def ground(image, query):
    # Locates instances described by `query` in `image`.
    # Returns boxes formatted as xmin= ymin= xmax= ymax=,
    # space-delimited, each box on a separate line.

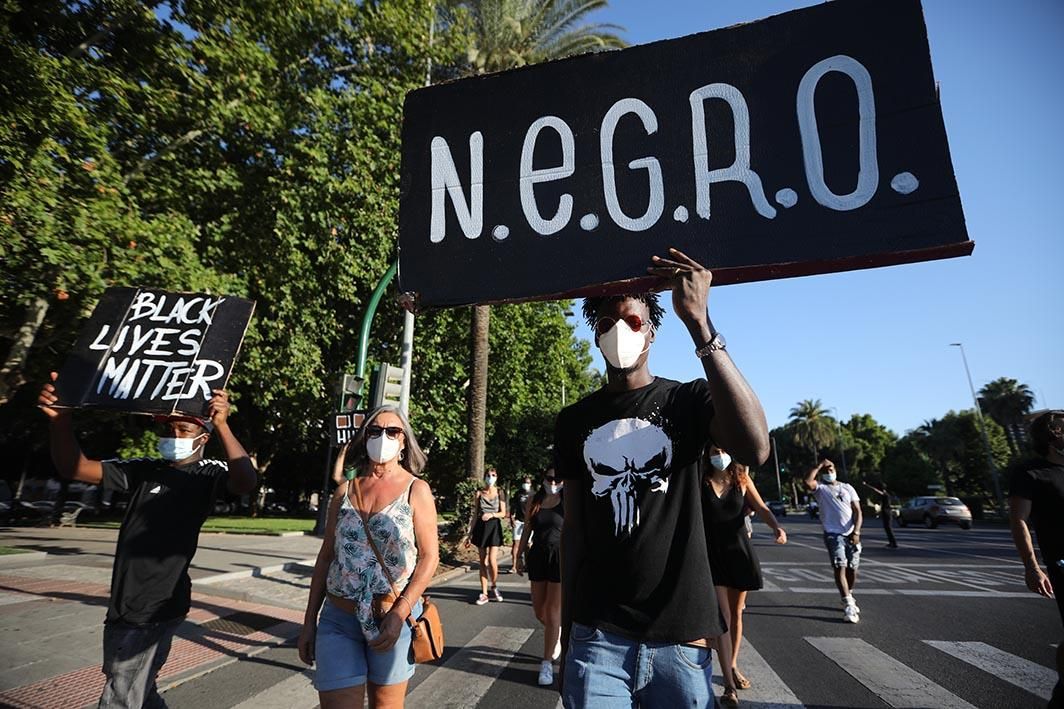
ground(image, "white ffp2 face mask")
xmin=598 ymin=321 xmax=649 ymax=370
xmin=822 ymin=471 xmax=837 ymax=484
xmin=709 ymin=453 xmax=732 ymax=471
xmin=158 ymin=435 xmax=205 ymax=462
xmin=367 ymin=434 xmax=401 ymax=464
xmin=547 ymin=482 xmax=562 ymax=495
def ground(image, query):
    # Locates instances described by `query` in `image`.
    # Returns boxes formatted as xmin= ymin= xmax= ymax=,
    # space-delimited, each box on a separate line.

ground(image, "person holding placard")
xmin=298 ymin=406 xmax=438 ymax=709
xmin=554 ymin=248 xmax=769 ymax=708
xmin=37 ymin=373 xmax=258 ymax=709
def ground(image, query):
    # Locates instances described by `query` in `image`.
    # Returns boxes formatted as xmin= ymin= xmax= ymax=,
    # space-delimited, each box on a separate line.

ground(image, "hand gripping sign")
xmin=52 ymin=287 xmax=255 ymax=418
xmin=398 ymin=0 xmax=971 ymax=309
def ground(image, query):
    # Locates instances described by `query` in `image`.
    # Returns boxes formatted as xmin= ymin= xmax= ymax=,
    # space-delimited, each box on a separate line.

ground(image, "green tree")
xmin=880 ymin=435 xmax=940 ymax=497
xmin=841 ymin=413 xmax=897 ymax=484
xmin=458 ymin=0 xmax=626 ymax=481
xmin=978 ymin=377 xmax=1035 ymax=457
xmin=788 ymin=399 xmax=837 ymax=465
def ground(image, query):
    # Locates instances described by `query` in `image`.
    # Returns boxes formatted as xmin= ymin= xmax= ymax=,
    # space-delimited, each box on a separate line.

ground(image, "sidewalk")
xmin=0 ymin=527 xmax=322 ymax=709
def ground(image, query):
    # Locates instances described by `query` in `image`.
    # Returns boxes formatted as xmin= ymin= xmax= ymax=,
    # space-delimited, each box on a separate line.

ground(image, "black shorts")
xmin=472 ymin=518 xmax=503 ymax=548
xmin=526 ymin=543 xmax=560 ymax=583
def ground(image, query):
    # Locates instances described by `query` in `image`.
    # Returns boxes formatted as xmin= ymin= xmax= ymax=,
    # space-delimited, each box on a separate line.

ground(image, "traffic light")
xmin=370 ymin=363 xmax=404 ymax=408
xmin=339 ymin=374 xmax=365 ymax=412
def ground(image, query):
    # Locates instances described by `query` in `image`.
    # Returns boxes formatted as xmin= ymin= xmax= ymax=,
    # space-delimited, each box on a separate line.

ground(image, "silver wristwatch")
xmin=695 ymin=332 xmax=726 ymax=358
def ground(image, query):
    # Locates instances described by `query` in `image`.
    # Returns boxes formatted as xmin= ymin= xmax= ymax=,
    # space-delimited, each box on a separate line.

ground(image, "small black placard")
xmin=398 ymin=0 xmax=971 ymax=308
xmin=333 ymin=411 xmax=367 ymax=447
xmin=53 ymin=287 xmax=255 ymax=417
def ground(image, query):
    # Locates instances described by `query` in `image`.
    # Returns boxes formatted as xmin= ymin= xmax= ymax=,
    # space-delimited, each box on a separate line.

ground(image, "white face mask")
xmin=367 ymin=434 xmax=402 ymax=464
xmin=158 ymin=435 xmax=204 ymax=462
xmin=485 ymin=475 xmax=497 ymax=487
xmin=822 ymin=471 xmax=837 ymax=484
xmin=521 ymin=482 xmax=532 ymax=492
xmin=598 ymin=320 xmax=649 ymax=370
xmin=547 ymin=482 xmax=562 ymax=495
xmin=709 ymin=453 xmax=731 ymax=471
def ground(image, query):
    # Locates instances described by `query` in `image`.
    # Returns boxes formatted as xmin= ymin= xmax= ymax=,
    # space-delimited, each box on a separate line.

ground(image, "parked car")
xmin=766 ymin=500 xmax=787 ymax=517
xmin=898 ymin=496 xmax=972 ymax=529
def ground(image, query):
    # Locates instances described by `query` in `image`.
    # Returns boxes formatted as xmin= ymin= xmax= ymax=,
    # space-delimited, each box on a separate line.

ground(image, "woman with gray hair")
xmin=298 ymin=406 xmax=438 ymax=708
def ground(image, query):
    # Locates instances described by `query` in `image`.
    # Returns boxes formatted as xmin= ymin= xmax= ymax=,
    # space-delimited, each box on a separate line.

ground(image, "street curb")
xmin=195 ymin=557 xmax=318 ymax=586
xmin=0 ymin=550 xmax=48 ymax=565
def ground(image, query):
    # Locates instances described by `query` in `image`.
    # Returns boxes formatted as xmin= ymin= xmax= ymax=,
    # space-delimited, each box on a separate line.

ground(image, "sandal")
xmin=732 ymin=668 xmax=752 ymax=690
xmin=721 ymin=687 xmax=740 ymax=707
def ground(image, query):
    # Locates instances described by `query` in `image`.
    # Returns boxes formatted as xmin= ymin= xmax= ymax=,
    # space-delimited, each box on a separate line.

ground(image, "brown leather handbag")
xmin=353 ymin=478 xmax=445 ymax=663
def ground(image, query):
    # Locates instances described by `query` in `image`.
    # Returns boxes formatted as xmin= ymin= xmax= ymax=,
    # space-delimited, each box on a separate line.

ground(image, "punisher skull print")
xmin=584 ymin=418 xmax=673 ymax=535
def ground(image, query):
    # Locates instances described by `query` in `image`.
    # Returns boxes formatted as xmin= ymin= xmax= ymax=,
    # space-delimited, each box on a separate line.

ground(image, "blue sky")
xmin=564 ymin=0 xmax=1064 ymax=436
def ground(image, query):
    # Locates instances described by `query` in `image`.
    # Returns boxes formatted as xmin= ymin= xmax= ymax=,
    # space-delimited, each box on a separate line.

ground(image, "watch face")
xmin=715 ymin=333 xmax=726 ymax=349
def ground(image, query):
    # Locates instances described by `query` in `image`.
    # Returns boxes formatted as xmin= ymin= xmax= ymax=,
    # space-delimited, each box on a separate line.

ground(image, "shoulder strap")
xmin=353 ymin=478 xmax=416 ymax=629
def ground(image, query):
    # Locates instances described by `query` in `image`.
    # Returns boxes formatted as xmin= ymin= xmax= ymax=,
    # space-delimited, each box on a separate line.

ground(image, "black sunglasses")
xmin=366 ymin=425 xmax=404 ymax=440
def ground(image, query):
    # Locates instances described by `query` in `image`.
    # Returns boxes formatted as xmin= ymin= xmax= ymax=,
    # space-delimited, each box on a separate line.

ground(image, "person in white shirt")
xmin=804 ymin=459 xmax=863 ymax=623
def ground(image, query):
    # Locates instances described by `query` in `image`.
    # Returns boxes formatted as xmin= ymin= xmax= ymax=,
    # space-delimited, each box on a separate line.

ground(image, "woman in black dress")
xmin=515 ymin=468 xmax=564 ymax=687
xmin=465 ymin=468 xmax=507 ymax=605
xmin=703 ymin=445 xmax=787 ymax=701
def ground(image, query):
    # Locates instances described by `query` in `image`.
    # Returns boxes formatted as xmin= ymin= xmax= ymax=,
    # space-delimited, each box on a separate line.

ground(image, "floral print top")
xmin=326 ymin=478 xmax=418 ymax=638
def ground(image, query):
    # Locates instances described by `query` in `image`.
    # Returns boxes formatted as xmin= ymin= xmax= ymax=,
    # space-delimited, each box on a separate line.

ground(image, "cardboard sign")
xmin=53 ymin=287 xmax=255 ymax=417
xmin=333 ymin=411 xmax=367 ymax=447
xmin=398 ymin=0 xmax=972 ymax=308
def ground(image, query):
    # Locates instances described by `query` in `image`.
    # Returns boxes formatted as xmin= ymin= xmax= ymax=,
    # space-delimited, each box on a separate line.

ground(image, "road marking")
xmin=712 ymin=639 xmax=805 ymax=708
xmin=230 ymin=670 xmax=315 ymax=709
xmin=806 ymin=636 xmax=977 ymax=708
xmin=925 ymin=641 xmax=1056 ymax=701
xmin=406 ymin=625 xmax=533 ymax=708
xmin=896 ymin=590 xmax=1036 ymax=598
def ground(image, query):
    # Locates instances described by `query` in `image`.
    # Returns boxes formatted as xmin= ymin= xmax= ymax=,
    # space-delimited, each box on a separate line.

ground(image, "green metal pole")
xmin=355 ymin=260 xmax=399 ymax=391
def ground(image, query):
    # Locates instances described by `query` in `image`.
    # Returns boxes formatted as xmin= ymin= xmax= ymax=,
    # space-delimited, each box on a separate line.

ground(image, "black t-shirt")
xmin=102 ymin=457 xmax=229 ymax=625
xmin=511 ymin=489 xmax=532 ymax=522
xmin=554 ymin=376 xmax=721 ymax=643
xmin=1010 ymin=456 xmax=1064 ymax=563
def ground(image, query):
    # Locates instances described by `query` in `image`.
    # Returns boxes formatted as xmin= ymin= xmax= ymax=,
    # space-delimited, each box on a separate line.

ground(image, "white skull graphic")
xmin=582 ymin=418 xmax=673 ymax=535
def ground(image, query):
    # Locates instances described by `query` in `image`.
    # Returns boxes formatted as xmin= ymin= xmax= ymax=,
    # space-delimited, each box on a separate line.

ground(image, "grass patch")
xmin=82 ymin=516 xmax=315 ymax=535
xmin=0 ymin=546 xmax=32 ymax=555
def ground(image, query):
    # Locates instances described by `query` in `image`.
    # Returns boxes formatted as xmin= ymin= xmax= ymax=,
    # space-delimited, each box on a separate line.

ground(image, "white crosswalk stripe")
xmin=806 ymin=636 xmax=977 ymax=708
xmin=230 ymin=670 xmax=316 ymax=709
xmin=406 ymin=625 xmax=534 ymax=708
xmin=925 ymin=640 xmax=1057 ymax=702
xmin=712 ymin=640 xmax=805 ymax=708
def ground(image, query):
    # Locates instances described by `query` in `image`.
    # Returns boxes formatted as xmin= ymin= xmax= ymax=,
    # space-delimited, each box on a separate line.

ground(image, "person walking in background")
xmin=508 ymin=475 xmax=534 ymax=573
xmin=1008 ymin=410 xmax=1064 ymax=708
xmin=38 ymin=374 xmax=257 ymax=709
xmin=805 ymin=458 xmax=863 ymax=623
xmin=703 ymin=445 xmax=787 ymax=705
xmin=298 ymin=406 xmax=438 ymax=709
xmin=466 ymin=467 xmax=507 ymax=605
xmin=515 ymin=468 xmax=565 ymax=687
xmin=863 ymin=480 xmax=898 ymax=548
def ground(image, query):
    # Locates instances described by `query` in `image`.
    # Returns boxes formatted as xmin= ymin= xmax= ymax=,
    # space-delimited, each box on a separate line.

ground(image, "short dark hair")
xmin=1031 ymin=411 xmax=1064 ymax=456
xmin=582 ymin=292 xmax=665 ymax=331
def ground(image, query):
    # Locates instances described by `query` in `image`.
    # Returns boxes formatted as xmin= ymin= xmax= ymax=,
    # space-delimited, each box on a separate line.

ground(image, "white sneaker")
xmin=843 ymin=596 xmax=860 ymax=614
xmin=844 ymin=605 xmax=860 ymax=623
xmin=552 ymin=637 xmax=562 ymax=661
xmin=538 ymin=660 xmax=554 ymax=686
xmin=475 ymin=593 xmax=489 ymax=606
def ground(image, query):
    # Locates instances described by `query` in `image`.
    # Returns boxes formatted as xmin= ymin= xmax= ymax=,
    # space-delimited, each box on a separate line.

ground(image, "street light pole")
xmin=829 ymin=406 xmax=848 ymax=478
xmin=950 ymin=342 xmax=1004 ymax=515
xmin=771 ymin=435 xmax=783 ymax=501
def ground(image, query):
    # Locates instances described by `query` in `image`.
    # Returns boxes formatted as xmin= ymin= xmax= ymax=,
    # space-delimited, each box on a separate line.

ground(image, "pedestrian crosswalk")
xmin=176 ymin=628 xmax=1056 ymax=708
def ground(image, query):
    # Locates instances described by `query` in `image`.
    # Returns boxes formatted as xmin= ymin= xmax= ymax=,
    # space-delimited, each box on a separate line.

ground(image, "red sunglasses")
xmin=594 ymin=314 xmax=651 ymax=336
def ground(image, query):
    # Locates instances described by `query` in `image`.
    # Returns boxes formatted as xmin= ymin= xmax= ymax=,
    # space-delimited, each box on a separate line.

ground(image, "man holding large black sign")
xmin=37 ymin=373 xmax=257 ymax=709
xmin=554 ymin=248 xmax=768 ymax=707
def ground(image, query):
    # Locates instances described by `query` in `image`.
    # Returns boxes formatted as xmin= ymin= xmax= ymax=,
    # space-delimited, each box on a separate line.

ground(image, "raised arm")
xmin=207 ymin=390 xmax=257 ymax=495
xmin=863 ymin=482 xmax=884 ymax=496
xmin=647 ymin=248 xmax=769 ymax=465
xmin=331 ymin=441 xmax=351 ymax=486
xmin=744 ymin=478 xmax=786 ymax=544
xmin=38 ymin=372 xmax=102 ymax=484
xmin=805 ymin=459 xmax=831 ymax=491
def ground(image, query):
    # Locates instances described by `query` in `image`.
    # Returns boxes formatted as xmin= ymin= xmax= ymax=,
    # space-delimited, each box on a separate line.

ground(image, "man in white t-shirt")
xmin=804 ymin=459 xmax=863 ymax=623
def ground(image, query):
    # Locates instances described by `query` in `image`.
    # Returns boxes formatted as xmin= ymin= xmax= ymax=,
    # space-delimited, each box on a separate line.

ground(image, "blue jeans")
xmin=563 ymin=622 xmax=719 ymax=708
xmin=823 ymin=532 xmax=861 ymax=569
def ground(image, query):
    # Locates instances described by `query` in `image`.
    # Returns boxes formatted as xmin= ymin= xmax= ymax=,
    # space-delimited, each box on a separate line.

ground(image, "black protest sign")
xmin=398 ymin=0 xmax=971 ymax=308
xmin=53 ymin=287 xmax=255 ymax=417
xmin=333 ymin=411 xmax=367 ymax=447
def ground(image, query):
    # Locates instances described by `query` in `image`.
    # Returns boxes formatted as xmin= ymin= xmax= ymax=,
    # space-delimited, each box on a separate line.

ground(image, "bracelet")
xmin=395 ymin=595 xmax=413 ymax=617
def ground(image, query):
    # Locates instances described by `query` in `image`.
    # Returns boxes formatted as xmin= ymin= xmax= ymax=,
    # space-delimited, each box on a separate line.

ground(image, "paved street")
xmin=1 ymin=517 xmax=1059 ymax=708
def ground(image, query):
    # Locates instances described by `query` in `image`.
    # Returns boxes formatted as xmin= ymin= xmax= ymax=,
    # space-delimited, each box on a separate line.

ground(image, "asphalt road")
xmin=161 ymin=515 xmax=1060 ymax=708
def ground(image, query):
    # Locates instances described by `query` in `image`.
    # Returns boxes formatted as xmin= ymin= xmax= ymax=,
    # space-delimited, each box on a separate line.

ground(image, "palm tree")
xmin=460 ymin=0 xmax=626 ymax=481
xmin=978 ymin=377 xmax=1035 ymax=457
xmin=788 ymin=399 xmax=837 ymax=466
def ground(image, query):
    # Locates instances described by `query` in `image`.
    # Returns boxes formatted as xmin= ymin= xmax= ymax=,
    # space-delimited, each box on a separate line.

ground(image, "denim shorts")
xmin=314 ymin=597 xmax=423 ymax=691
xmin=824 ymin=532 xmax=861 ymax=569
xmin=562 ymin=622 xmax=717 ymax=708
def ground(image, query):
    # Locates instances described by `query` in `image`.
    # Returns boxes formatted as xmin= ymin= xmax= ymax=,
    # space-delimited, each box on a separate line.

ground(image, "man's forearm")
xmin=697 ymin=344 xmax=769 ymax=464
xmin=1010 ymin=518 xmax=1041 ymax=568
